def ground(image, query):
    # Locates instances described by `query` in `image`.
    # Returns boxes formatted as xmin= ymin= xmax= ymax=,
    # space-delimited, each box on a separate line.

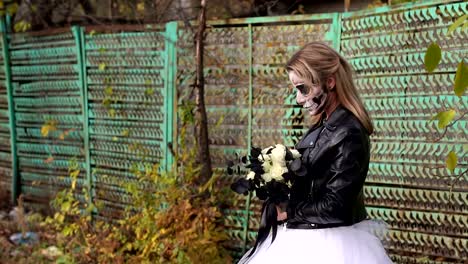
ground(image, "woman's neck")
xmin=324 ymin=93 xmax=340 ymax=120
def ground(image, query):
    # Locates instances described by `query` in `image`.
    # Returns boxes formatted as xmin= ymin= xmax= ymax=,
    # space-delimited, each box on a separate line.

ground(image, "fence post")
xmin=1 ymin=17 xmax=18 ymax=204
xmin=72 ymin=26 xmax=93 ymax=209
xmin=164 ymin=21 xmax=177 ymax=172
xmin=328 ymin=12 xmax=342 ymax=52
xmin=240 ymin=23 xmax=254 ymax=254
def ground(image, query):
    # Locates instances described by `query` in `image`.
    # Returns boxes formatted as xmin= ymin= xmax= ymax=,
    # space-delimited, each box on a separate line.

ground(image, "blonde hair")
xmin=286 ymin=42 xmax=374 ymax=134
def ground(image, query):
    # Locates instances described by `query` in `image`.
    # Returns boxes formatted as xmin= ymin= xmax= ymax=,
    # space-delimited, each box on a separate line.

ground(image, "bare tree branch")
xmin=194 ymin=0 xmax=212 ymax=182
xmin=430 ymin=110 xmax=468 ymax=143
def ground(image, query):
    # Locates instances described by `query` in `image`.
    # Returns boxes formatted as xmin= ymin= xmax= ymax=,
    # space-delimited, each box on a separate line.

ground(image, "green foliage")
xmin=454 ymin=60 xmax=467 ymax=97
xmin=112 ymin=123 xmax=231 ymax=263
xmin=424 ymin=42 xmax=441 ymax=73
xmin=424 ymin=14 xmax=466 ymax=174
xmin=21 ymin=109 xmax=232 ymax=263
xmin=179 ymin=101 xmax=196 ymax=124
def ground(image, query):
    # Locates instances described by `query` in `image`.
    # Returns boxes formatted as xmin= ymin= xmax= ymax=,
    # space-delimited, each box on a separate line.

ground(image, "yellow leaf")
xmin=108 ymin=109 xmax=116 ymax=117
xmin=446 ymin=151 xmax=458 ymax=173
xmin=41 ymin=124 xmax=57 ymax=137
xmin=431 ymin=109 xmax=456 ymax=129
xmin=98 ymin=63 xmax=106 ymax=71
xmin=70 ymin=169 xmax=80 ymax=178
xmin=89 ymin=30 xmax=96 ymax=36
xmin=71 ymin=179 xmax=76 ymax=190
xmin=121 ymin=129 xmax=130 ymax=137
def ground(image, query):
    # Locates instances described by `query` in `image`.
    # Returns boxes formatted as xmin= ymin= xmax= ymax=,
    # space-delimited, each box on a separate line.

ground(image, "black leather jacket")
xmin=286 ymin=106 xmax=370 ymax=229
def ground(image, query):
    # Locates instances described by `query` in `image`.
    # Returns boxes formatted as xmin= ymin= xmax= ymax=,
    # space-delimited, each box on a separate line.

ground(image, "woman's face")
xmin=288 ymin=71 xmax=326 ymax=116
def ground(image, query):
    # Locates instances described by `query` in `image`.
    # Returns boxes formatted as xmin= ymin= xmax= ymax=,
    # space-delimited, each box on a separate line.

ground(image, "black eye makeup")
xmin=295 ymin=83 xmax=308 ymax=95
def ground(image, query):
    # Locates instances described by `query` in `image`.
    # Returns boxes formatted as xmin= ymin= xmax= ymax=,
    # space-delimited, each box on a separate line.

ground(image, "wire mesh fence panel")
xmin=341 ymin=0 xmax=467 ymax=262
xmin=8 ymin=29 xmax=86 ymax=210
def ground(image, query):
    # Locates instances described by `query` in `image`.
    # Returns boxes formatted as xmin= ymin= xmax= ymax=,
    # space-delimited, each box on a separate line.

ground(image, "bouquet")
xmin=229 ymin=144 xmax=306 ymax=257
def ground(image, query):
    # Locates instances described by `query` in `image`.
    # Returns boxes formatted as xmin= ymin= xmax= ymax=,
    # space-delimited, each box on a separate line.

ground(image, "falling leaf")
xmin=424 ymin=42 xmax=441 ymax=73
xmin=98 ymin=63 xmax=106 ymax=71
xmin=145 ymin=88 xmax=154 ymax=96
xmin=447 ymin=14 xmax=467 ymax=35
xmin=70 ymin=170 xmax=80 ymax=178
xmin=108 ymin=109 xmax=116 ymax=117
xmin=137 ymin=2 xmax=145 ymax=12
xmin=104 ymin=86 xmax=113 ymax=96
xmin=121 ymin=129 xmax=130 ymax=137
xmin=215 ymin=115 xmax=225 ymax=128
xmin=89 ymin=30 xmax=96 ymax=36
xmin=44 ymin=156 xmax=54 ymax=163
xmin=102 ymin=97 xmax=111 ymax=108
xmin=431 ymin=109 xmax=456 ymax=129
xmin=112 ymin=136 xmax=118 ymax=141
xmin=41 ymin=120 xmax=58 ymax=137
xmin=453 ymin=60 xmax=467 ymax=97
xmin=14 ymin=21 xmax=31 ymax=32
xmin=446 ymin=151 xmax=458 ymax=173
xmin=6 ymin=3 xmax=18 ymax=15
xmin=31 ymin=181 xmax=41 ymax=186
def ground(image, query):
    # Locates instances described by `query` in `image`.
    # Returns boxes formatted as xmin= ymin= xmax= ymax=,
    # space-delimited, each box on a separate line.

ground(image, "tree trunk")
xmin=194 ymin=0 xmax=212 ymax=182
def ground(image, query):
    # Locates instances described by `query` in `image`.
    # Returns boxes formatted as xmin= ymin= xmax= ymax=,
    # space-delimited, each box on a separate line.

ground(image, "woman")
xmin=239 ymin=42 xmax=393 ymax=263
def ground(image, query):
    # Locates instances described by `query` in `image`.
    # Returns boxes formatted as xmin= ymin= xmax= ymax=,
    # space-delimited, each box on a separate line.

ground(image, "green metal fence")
xmin=341 ymin=1 xmax=467 ymax=262
xmin=0 ymin=23 xmax=178 ymax=216
xmin=0 ymin=0 xmax=466 ymax=263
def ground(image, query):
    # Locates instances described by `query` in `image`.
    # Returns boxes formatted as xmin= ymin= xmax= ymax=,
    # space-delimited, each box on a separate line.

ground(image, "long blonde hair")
xmin=286 ymin=42 xmax=374 ymax=134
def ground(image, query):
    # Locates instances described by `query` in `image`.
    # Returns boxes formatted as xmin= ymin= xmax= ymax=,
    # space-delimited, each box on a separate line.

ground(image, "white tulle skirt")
xmin=239 ymin=220 xmax=393 ymax=264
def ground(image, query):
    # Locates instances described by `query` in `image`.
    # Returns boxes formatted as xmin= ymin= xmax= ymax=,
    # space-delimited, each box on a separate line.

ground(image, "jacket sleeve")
xmin=286 ymin=130 xmax=368 ymax=224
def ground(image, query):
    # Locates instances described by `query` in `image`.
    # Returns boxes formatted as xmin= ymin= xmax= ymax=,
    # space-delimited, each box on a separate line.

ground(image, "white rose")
xmin=270 ymin=165 xmax=288 ymax=181
xmin=270 ymin=144 xmax=286 ymax=167
xmin=258 ymin=153 xmax=271 ymax=163
xmin=261 ymin=172 xmax=272 ymax=182
xmin=262 ymin=159 xmax=272 ymax=172
xmin=261 ymin=146 xmax=273 ymax=155
xmin=246 ymin=171 xmax=255 ymax=180
xmin=291 ymin=149 xmax=301 ymax=159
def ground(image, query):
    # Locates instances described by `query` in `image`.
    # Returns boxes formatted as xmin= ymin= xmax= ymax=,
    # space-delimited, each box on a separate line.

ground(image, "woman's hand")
xmin=276 ymin=205 xmax=287 ymax=221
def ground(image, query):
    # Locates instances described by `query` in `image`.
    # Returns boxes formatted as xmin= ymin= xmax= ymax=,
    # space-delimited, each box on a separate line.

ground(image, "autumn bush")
xmin=0 ymin=128 xmax=232 ymax=263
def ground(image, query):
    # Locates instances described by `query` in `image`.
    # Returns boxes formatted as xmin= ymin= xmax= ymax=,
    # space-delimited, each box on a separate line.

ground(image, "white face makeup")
xmin=288 ymin=71 xmax=328 ymax=116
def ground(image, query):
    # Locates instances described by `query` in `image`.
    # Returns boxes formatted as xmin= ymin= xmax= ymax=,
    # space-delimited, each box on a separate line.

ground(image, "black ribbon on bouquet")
xmin=247 ymin=197 xmax=288 ymax=258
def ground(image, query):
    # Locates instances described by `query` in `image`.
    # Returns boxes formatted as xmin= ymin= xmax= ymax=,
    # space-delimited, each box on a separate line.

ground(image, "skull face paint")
xmin=289 ymin=71 xmax=328 ymax=116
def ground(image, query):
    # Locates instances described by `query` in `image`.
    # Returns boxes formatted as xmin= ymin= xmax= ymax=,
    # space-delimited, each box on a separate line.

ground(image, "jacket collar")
xmin=295 ymin=105 xmax=349 ymax=149
xmin=322 ymin=105 xmax=349 ymax=131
